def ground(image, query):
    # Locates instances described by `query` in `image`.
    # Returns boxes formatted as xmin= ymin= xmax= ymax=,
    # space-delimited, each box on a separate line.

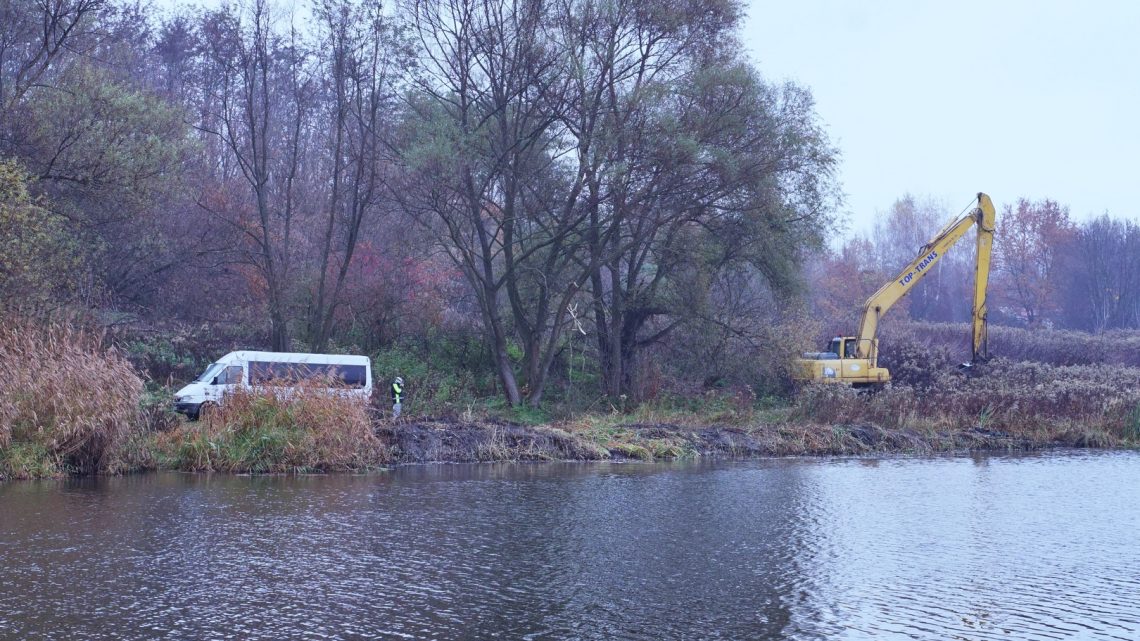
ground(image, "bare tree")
xmin=307 ymin=0 xmax=405 ymax=351
xmin=400 ymin=0 xmax=573 ymax=406
xmin=993 ymin=198 xmax=1074 ymax=327
xmin=869 ymin=194 xmax=976 ymax=323
xmin=196 ymin=0 xmax=312 ymax=349
xmin=1061 ymin=215 xmax=1140 ymax=332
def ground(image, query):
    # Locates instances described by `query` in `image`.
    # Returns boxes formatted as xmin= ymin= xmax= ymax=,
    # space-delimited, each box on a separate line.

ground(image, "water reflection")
xmin=1 ymin=453 xmax=1138 ymax=640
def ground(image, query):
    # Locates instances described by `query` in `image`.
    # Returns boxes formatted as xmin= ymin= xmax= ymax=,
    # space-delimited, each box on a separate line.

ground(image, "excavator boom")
xmin=855 ymin=193 xmax=995 ymax=360
xmin=794 ymin=192 xmax=996 ymax=385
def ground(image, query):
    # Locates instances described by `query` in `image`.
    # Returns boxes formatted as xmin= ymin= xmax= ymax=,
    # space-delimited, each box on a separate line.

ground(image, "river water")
xmin=1 ymin=452 xmax=1138 ymax=640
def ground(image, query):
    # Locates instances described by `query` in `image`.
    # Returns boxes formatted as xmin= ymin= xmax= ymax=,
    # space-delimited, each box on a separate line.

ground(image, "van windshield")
xmin=195 ymin=363 xmax=225 ymax=383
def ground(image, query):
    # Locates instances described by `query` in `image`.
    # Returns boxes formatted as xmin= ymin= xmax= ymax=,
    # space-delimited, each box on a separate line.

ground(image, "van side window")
xmin=216 ymin=365 xmax=243 ymax=385
xmin=340 ymin=365 xmax=366 ymax=387
xmin=247 ymin=360 xmax=366 ymax=388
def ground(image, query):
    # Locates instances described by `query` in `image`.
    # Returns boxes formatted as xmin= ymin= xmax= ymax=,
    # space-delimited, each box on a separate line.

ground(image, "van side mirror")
xmin=211 ymin=376 xmax=220 ymax=386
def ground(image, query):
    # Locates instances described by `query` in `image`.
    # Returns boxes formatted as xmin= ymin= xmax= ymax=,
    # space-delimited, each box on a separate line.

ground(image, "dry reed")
xmin=0 ymin=320 xmax=144 ymax=477
xmin=796 ymin=322 xmax=1140 ymax=445
xmin=163 ymin=383 xmax=381 ymax=473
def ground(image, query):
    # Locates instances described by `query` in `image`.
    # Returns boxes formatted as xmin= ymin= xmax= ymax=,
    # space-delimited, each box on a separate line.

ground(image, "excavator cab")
xmin=824 ymin=337 xmax=858 ymax=359
xmin=794 ymin=335 xmax=889 ymax=385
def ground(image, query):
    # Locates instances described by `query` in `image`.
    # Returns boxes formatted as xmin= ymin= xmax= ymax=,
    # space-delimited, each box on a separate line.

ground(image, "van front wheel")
xmin=197 ymin=402 xmax=219 ymax=422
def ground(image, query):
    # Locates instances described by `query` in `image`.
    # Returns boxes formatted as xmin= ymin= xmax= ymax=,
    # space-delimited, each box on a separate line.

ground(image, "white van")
xmin=173 ymin=351 xmax=373 ymax=420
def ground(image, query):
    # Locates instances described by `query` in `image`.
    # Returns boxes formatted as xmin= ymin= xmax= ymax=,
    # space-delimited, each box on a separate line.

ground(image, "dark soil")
xmin=374 ymin=420 xmax=605 ymax=464
xmin=371 ymin=418 xmax=1115 ymax=464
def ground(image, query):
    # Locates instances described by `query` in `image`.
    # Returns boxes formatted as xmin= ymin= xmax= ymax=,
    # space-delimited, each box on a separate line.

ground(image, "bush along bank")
xmin=0 ymin=321 xmax=153 ymax=479
xmin=151 ymin=387 xmax=382 ymax=473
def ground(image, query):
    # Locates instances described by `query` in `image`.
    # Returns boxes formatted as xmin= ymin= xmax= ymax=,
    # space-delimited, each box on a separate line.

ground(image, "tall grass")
xmin=794 ymin=360 xmax=1140 ymax=441
xmin=886 ymin=321 xmax=1140 ymax=368
xmin=797 ymin=320 xmax=1140 ymax=445
xmin=158 ymin=385 xmax=381 ymax=473
xmin=0 ymin=320 xmax=145 ymax=478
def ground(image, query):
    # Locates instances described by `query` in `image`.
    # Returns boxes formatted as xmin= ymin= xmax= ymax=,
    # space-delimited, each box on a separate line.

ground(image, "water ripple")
xmin=0 ymin=452 xmax=1138 ymax=639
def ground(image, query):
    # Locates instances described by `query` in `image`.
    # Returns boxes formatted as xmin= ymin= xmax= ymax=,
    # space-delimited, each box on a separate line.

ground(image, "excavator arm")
xmin=794 ymin=192 xmax=995 ymax=386
xmin=853 ymin=193 xmax=996 ymax=362
xmin=968 ymin=194 xmax=996 ymax=363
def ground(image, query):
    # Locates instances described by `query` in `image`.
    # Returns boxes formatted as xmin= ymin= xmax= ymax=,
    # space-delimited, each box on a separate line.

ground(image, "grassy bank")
xmin=151 ymin=387 xmax=381 ymax=473
xmin=133 ymin=373 xmax=1140 ymax=469
xmin=3 ymin=320 xmax=1140 ymax=480
xmin=3 ymin=396 xmax=1136 ymax=479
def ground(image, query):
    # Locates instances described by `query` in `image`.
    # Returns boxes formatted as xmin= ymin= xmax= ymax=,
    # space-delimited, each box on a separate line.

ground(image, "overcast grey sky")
xmin=742 ymin=0 xmax=1139 ymax=232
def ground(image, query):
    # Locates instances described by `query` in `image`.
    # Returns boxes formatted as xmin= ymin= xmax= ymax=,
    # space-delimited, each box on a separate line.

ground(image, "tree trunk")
xmin=490 ymin=315 xmax=522 ymax=406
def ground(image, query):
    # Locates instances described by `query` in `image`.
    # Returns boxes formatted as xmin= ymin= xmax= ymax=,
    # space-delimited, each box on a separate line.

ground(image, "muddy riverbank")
xmin=3 ymin=409 xmax=1129 ymax=480
xmin=374 ymin=417 xmax=1122 ymax=465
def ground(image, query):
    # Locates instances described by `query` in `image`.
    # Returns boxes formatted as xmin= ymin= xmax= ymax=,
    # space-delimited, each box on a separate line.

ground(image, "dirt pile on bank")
xmin=373 ymin=416 xmax=1107 ymax=464
xmin=598 ymin=420 xmax=1109 ymax=458
xmin=376 ymin=420 xmax=607 ymax=463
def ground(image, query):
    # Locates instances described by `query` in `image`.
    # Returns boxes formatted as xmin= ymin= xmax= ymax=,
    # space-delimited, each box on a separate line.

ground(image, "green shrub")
xmin=0 ymin=442 xmax=57 ymax=480
xmin=0 ymin=161 xmax=82 ymax=313
xmin=371 ymin=336 xmax=491 ymax=416
xmin=113 ymin=322 xmax=267 ymax=384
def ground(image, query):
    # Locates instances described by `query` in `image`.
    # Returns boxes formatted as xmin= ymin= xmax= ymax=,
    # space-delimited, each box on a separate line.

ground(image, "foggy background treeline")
xmin=1 ymin=0 xmax=1136 ymax=408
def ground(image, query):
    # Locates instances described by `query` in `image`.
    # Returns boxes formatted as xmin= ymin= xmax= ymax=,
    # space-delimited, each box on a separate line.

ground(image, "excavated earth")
xmin=371 ymin=418 xmax=1109 ymax=464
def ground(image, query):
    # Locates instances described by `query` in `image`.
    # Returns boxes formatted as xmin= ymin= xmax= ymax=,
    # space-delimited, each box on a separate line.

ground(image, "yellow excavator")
xmin=794 ymin=192 xmax=996 ymax=386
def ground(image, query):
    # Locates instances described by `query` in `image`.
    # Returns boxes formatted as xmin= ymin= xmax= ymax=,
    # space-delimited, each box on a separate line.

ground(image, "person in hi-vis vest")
xmin=391 ymin=376 xmax=404 ymax=419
